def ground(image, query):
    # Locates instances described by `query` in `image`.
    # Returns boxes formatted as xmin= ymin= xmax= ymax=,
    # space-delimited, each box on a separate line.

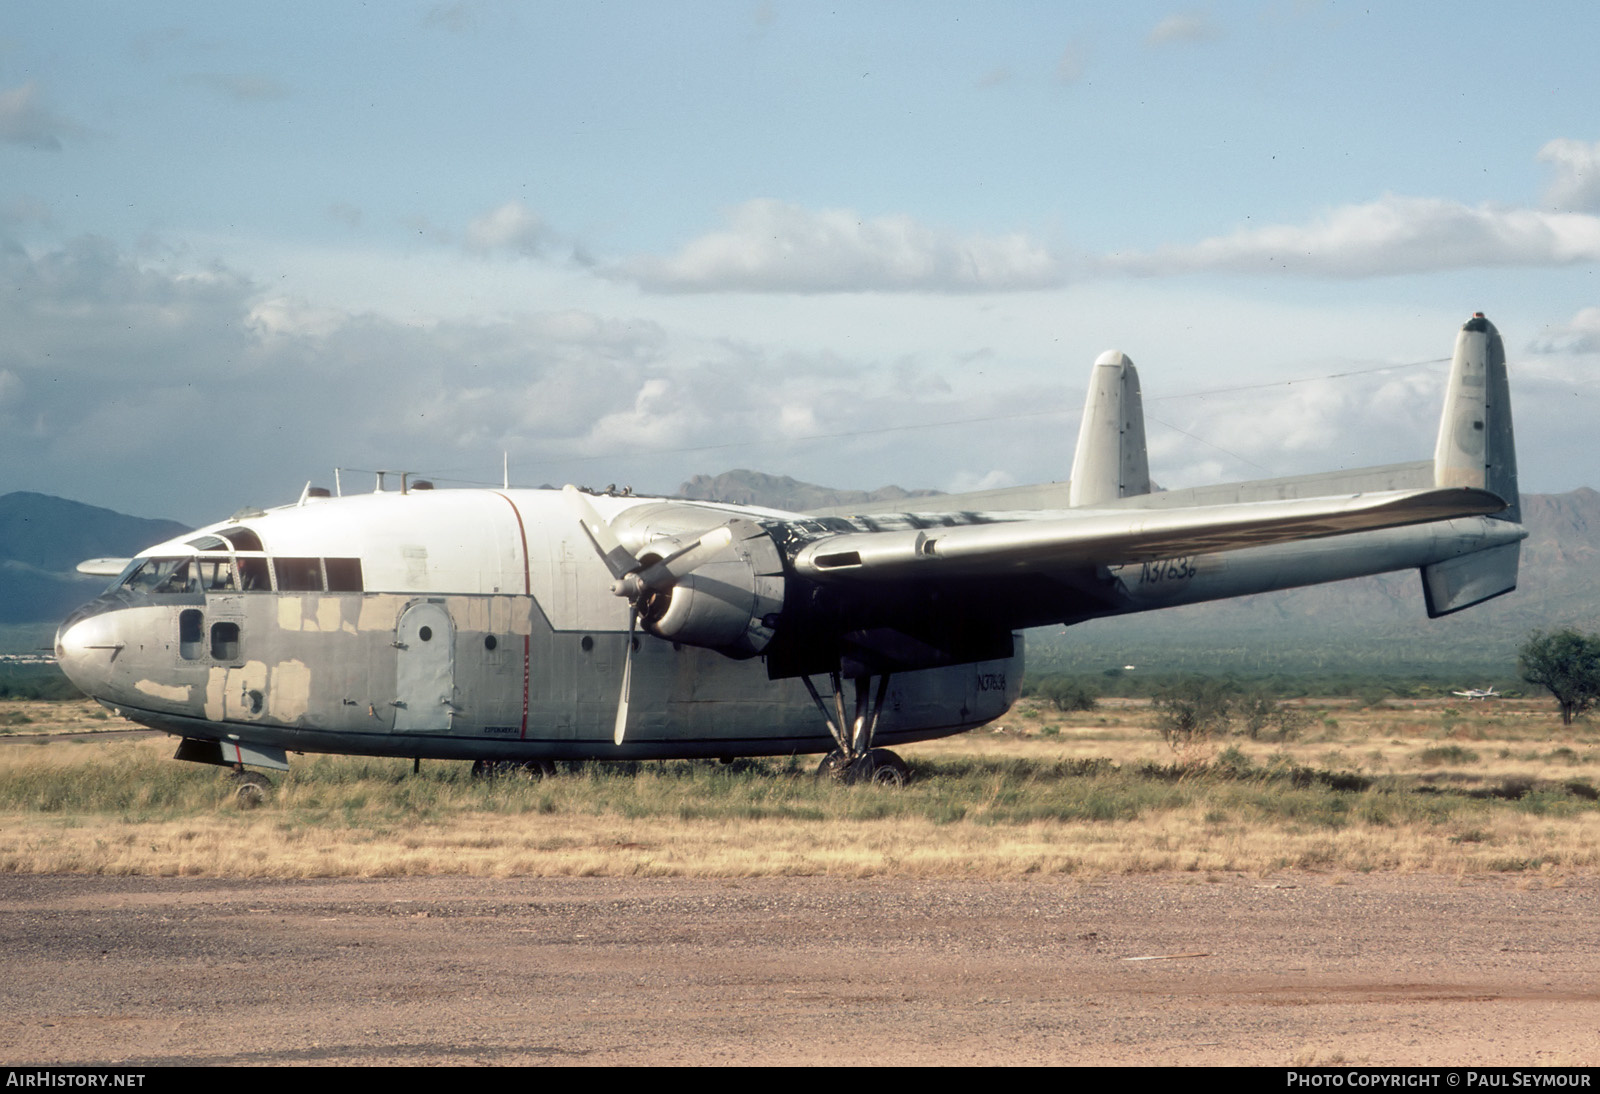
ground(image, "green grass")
xmin=5 ymin=745 xmax=1596 ymax=833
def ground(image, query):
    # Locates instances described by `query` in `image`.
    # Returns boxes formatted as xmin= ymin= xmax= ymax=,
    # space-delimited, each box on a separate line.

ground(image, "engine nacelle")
xmin=636 ymin=518 xmax=785 ymax=659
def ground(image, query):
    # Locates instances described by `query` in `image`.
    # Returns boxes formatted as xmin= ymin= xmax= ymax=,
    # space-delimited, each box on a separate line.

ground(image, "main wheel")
xmin=815 ymin=751 xmax=852 ymax=782
xmin=868 ymin=749 xmax=910 ymax=787
xmin=229 ymin=770 xmax=273 ymax=809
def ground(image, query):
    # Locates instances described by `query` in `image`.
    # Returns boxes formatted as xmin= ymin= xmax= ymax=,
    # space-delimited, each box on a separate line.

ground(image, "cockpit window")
xmin=193 ymin=555 xmax=237 ymax=592
xmin=237 ymin=557 xmax=271 ymax=591
xmin=186 ymin=535 xmax=229 ymax=551
xmin=122 ymin=557 xmax=197 ymax=595
xmin=274 ymin=557 xmax=323 ymax=592
xmin=218 ymin=527 xmax=264 ymax=552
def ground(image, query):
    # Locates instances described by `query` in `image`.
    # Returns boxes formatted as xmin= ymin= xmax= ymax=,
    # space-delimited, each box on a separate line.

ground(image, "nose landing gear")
xmin=228 ymin=769 xmax=273 ymax=809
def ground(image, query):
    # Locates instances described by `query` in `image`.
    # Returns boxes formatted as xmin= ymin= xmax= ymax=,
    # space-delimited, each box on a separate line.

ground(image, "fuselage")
xmin=53 ymin=487 xmax=1024 ymax=763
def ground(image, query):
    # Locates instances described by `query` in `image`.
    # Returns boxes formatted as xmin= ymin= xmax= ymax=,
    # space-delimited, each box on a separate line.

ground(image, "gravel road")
xmin=3 ymin=874 xmax=1596 ymax=1066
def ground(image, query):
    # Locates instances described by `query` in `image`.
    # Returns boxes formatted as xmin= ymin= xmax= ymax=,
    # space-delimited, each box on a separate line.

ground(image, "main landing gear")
xmin=802 ymin=671 xmax=910 ymax=787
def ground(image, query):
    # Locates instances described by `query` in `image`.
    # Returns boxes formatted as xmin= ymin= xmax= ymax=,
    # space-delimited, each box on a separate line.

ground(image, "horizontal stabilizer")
xmin=794 ymin=487 xmax=1507 ymax=581
xmin=1421 ymin=541 xmax=1520 ymax=617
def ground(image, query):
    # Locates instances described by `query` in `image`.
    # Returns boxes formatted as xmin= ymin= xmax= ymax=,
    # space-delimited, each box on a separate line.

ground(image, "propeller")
xmin=563 ymin=486 xmax=735 ymax=744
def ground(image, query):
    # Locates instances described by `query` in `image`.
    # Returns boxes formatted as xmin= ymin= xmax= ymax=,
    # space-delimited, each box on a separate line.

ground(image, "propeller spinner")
xmin=563 ymin=486 xmax=736 ymax=744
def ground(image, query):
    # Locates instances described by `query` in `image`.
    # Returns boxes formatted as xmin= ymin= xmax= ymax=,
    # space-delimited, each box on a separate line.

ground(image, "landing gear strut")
xmin=803 ymin=671 xmax=909 ymax=786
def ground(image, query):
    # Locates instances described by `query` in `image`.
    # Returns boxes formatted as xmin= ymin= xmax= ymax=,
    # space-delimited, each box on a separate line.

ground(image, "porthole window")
xmin=418 ymin=626 xmax=433 ymax=642
xmin=484 ymin=635 xmax=498 ymax=651
xmin=581 ymin=635 xmax=594 ymax=652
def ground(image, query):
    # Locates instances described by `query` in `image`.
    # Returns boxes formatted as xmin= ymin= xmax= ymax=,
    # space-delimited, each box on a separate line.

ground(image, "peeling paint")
xmin=316 ymin=597 xmax=342 ymax=633
xmin=135 ymin=679 xmax=190 ymax=703
xmin=225 ymin=661 xmax=269 ymax=720
xmin=358 ymin=596 xmax=399 ymax=632
xmin=204 ymin=667 xmax=227 ymax=721
xmin=278 ymin=597 xmax=303 ymax=632
xmin=269 ymin=659 xmax=312 ymax=722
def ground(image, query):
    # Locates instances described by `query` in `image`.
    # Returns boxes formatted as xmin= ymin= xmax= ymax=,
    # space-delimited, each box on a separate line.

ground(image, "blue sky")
xmin=4 ymin=1 xmax=1599 ymax=524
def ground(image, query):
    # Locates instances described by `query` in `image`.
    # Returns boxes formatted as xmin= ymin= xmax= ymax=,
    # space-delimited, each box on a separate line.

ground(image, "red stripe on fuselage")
xmin=490 ymin=492 xmax=532 ymax=738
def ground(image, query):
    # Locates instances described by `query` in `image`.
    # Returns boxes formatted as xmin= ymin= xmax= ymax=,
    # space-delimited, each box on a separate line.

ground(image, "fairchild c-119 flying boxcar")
xmin=56 ymin=315 xmax=1523 ymax=800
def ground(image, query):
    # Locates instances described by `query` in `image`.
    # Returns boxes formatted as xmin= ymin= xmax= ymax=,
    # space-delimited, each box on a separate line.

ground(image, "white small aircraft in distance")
xmin=57 ymin=315 xmax=1524 ymax=800
xmin=1452 ymin=687 xmax=1501 ymax=700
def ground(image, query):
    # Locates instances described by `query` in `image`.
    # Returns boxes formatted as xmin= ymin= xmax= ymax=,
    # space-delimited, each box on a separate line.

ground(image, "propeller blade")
xmin=635 ymin=526 xmax=734 ymax=592
xmin=614 ymin=607 xmax=636 ymax=746
xmin=562 ymin=485 xmax=640 ymax=581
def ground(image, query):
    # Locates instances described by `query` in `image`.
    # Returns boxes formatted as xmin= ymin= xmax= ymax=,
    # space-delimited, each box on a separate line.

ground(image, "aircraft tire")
xmin=868 ymin=749 xmax=910 ymax=788
xmin=229 ymin=770 xmax=272 ymax=809
xmin=815 ymin=752 xmax=852 ymax=782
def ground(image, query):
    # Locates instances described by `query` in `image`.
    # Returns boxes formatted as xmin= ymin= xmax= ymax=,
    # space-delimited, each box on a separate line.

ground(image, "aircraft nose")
xmin=55 ymin=604 xmax=125 ymax=700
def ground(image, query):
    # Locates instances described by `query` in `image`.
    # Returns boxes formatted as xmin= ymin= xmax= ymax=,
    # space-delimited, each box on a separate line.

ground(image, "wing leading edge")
xmin=791 ymin=487 xmax=1507 ymax=582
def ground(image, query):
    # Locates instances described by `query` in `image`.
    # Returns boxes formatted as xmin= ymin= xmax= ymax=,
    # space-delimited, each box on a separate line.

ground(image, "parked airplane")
xmin=56 ymin=315 xmax=1524 ymax=801
xmin=1452 ymin=687 xmax=1501 ymax=700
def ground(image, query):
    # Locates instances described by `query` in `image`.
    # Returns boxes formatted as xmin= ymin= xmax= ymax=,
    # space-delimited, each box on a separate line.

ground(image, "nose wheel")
xmin=227 ymin=769 xmax=273 ymax=809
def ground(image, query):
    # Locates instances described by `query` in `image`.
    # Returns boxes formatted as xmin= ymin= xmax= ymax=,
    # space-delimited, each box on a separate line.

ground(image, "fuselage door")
xmin=395 ymin=601 xmax=455 ymax=732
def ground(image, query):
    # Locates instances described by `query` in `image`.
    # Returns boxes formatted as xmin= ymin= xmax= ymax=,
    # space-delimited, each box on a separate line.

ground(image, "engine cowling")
xmin=632 ymin=517 xmax=784 ymax=659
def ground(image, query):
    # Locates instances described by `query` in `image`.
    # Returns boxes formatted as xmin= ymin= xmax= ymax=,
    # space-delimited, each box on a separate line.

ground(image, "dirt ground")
xmin=2 ymin=873 xmax=1596 ymax=1066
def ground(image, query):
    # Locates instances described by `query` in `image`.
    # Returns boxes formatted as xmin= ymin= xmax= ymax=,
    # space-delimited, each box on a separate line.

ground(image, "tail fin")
xmin=1434 ymin=313 xmax=1518 ymax=520
xmin=1069 ymin=350 xmax=1151 ymax=507
xmin=1422 ymin=313 xmax=1523 ymax=616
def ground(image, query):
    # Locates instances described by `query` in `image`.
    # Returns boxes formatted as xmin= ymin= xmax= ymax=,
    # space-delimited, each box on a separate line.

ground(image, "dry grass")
xmin=2 ymin=697 xmax=1598 ymax=879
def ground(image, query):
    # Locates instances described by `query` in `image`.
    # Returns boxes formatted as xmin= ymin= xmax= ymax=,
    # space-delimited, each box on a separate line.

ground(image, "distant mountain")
xmin=0 ymin=493 xmax=189 ymax=625
xmin=678 ymin=470 xmax=942 ymax=512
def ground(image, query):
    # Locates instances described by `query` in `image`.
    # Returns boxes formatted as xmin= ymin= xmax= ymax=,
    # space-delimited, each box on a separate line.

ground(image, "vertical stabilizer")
xmin=1422 ymin=313 xmax=1523 ymax=616
xmin=1069 ymin=350 xmax=1151 ymax=507
xmin=1434 ymin=313 xmax=1519 ymax=522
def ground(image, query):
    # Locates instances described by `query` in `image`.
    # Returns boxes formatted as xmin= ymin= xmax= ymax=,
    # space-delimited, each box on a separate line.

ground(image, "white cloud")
xmin=327 ymin=202 xmax=363 ymax=228
xmin=977 ymin=65 xmax=1012 ymax=89
xmin=1055 ymin=40 xmax=1089 ymax=85
xmin=1147 ymin=11 xmax=1219 ymax=45
xmin=1146 ymin=367 xmax=1445 ymax=486
xmin=1107 ymin=195 xmax=1600 ymax=278
xmin=1529 ymin=306 xmax=1600 ymax=355
xmin=1539 ymin=138 xmax=1600 ymax=213
xmin=423 ymin=2 xmax=485 ymax=33
xmin=0 ymin=82 xmax=83 ymax=150
xmin=186 ymin=73 xmax=290 ymax=102
xmin=615 ymin=200 xmax=1065 ymax=293
xmin=465 ymin=200 xmax=552 ymax=257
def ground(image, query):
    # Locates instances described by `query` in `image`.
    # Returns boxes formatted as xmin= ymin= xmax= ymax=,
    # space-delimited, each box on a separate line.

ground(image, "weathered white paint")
xmin=269 ymin=659 xmax=312 ymax=722
xmin=135 ymin=679 xmax=190 ymax=703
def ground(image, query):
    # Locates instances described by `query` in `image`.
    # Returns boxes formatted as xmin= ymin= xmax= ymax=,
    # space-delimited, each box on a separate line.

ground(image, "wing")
xmin=791 ymin=487 xmax=1507 ymax=581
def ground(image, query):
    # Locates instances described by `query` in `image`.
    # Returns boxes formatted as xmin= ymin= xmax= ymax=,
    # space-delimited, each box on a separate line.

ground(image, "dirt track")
xmin=2 ymin=874 xmax=1597 ymax=1066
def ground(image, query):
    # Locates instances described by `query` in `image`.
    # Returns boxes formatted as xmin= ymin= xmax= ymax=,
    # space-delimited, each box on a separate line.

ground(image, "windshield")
xmin=120 ymin=557 xmax=196 ymax=595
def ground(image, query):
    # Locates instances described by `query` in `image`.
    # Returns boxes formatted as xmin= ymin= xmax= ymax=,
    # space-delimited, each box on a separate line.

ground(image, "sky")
xmin=4 ymin=1 xmax=1600 ymax=526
